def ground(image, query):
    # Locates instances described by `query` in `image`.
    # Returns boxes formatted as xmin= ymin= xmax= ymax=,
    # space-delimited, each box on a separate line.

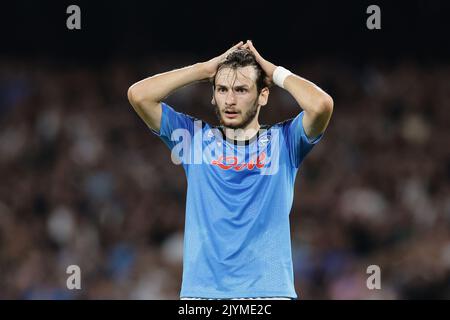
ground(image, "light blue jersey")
xmin=150 ymin=102 xmax=323 ymax=299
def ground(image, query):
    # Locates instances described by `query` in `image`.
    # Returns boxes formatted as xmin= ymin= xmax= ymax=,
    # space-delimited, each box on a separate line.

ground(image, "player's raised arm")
xmin=244 ymin=40 xmax=334 ymax=139
xmin=127 ymin=41 xmax=245 ymax=132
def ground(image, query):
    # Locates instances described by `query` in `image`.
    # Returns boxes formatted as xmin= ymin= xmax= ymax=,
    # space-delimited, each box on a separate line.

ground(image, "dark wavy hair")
xmin=213 ymin=49 xmax=269 ymax=94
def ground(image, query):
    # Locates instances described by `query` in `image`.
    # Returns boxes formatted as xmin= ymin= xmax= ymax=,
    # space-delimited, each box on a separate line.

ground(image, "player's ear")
xmin=258 ymin=87 xmax=269 ymax=106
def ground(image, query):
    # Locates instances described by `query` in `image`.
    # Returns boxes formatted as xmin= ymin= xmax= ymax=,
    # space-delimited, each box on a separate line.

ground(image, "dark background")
xmin=1 ymin=0 xmax=449 ymax=62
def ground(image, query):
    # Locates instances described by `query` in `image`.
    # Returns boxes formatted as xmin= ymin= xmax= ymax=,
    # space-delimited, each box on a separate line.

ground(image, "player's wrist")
xmin=194 ymin=62 xmax=213 ymax=80
xmin=273 ymin=66 xmax=293 ymax=89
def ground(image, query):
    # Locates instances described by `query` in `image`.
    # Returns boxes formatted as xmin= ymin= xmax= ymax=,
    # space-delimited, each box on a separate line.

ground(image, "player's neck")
xmin=223 ymin=119 xmax=261 ymax=142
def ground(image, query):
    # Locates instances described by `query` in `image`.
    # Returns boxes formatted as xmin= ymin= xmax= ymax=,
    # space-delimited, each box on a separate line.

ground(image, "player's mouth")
xmin=224 ymin=110 xmax=239 ymax=119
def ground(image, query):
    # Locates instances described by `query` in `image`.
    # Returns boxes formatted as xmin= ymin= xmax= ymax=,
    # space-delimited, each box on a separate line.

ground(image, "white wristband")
xmin=273 ymin=66 xmax=293 ymax=88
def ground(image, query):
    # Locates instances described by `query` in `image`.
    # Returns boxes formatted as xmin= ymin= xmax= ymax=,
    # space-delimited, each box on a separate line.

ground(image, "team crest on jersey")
xmin=258 ymin=135 xmax=270 ymax=146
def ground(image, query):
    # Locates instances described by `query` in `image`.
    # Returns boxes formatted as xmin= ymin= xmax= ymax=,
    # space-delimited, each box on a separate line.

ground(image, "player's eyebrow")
xmin=216 ymin=84 xmax=250 ymax=89
xmin=233 ymin=85 xmax=249 ymax=89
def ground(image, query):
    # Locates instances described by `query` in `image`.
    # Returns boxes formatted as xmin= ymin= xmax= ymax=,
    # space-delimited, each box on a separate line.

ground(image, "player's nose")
xmin=225 ymin=91 xmax=236 ymax=105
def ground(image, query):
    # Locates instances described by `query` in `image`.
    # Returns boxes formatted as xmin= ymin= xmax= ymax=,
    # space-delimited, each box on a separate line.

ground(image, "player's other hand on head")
xmin=242 ymin=40 xmax=277 ymax=86
xmin=203 ymin=41 xmax=244 ymax=80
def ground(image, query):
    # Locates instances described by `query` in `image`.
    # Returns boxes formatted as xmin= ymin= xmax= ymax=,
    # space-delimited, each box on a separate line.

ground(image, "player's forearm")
xmin=128 ymin=62 xmax=209 ymax=105
xmin=283 ymin=74 xmax=334 ymax=115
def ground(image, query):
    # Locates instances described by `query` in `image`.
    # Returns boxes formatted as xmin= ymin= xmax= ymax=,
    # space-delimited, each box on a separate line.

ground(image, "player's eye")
xmin=236 ymin=88 xmax=247 ymax=93
xmin=217 ymin=87 xmax=227 ymax=93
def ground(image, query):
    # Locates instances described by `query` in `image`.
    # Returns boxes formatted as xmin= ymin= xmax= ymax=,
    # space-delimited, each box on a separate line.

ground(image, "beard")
xmin=214 ymin=100 xmax=259 ymax=129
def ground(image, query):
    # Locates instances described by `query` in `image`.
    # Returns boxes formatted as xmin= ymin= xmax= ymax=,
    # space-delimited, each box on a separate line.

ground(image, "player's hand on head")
xmin=243 ymin=40 xmax=277 ymax=86
xmin=203 ymin=41 xmax=244 ymax=79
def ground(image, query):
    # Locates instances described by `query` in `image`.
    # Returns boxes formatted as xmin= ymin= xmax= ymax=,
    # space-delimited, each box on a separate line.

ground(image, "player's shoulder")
xmin=272 ymin=111 xmax=307 ymax=131
xmin=273 ymin=118 xmax=293 ymax=127
xmin=162 ymin=102 xmax=206 ymax=124
xmin=270 ymin=117 xmax=295 ymax=132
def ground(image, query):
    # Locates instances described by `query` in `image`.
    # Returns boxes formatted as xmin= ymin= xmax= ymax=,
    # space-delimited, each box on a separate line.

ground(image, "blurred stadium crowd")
xmin=0 ymin=56 xmax=449 ymax=299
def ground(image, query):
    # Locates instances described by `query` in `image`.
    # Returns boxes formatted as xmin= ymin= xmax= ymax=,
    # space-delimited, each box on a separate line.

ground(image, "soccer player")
xmin=127 ymin=40 xmax=333 ymax=299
